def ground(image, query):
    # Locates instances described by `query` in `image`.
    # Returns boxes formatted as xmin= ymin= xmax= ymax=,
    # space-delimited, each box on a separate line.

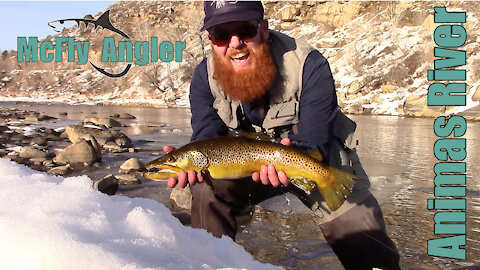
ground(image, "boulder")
xmin=65 ymin=124 xmax=87 ymax=144
xmin=19 ymin=146 xmax=47 ymax=159
xmin=403 ymin=94 xmax=445 ymax=117
xmin=114 ymin=135 xmax=133 ymax=148
xmin=118 ymin=113 xmax=136 ymax=119
xmin=347 ymin=81 xmax=363 ymax=95
xmin=30 ymin=137 xmax=48 ymax=146
xmin=48 ymin=165 xmax=71 ymax=176
xmin=347 ymin=104 xmax=365 ymax=115
xmin=83 ymin=134 xmax=102 ymax=160
xmin=53 ymin=139 xmax=99 ymax=165
xmin=170 ymin=186 xmax=192 ymax=210
xmin=93 ymin=174 xmax=119 ymax=195
xmin=279 ymin=6 xmax=299 ymax=21
xmin=119 ymin=158 xmax=145 ymax=173
xmin=116 ymin=174 xmax=141 ymax=186
xmin=381 ymin=84 xmax=396 ymax=93
xmin=24 ymin=116 xmax=39 ymax=122
xmin=30 ymin=157 xmax=47 ymax=166
xmin=84 ymin=117 xmax=121 ymax=128
xmin=472 ymin=85 xmax=480 ymax=102
xmin=103 ymin=142 xmax=125 ymax=153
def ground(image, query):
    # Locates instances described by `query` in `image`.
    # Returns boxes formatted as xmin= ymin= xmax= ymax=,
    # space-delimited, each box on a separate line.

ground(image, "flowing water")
xmin=1 ymin=102 xmax=479 ymax=269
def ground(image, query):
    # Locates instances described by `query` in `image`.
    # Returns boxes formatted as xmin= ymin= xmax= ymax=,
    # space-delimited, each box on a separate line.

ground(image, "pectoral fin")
xmin=200 ymin=170 xmax=215 ymax=192
xmin=289 ymin=177 xmax=316 ymax=194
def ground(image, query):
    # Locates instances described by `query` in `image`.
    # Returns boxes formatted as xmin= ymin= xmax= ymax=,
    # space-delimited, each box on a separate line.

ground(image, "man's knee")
xmin=320 ymin=195 xmax=400 ymax=270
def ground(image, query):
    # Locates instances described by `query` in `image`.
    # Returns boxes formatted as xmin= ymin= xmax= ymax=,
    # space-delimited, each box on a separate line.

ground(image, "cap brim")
xmin=201 ymin=11 xmax=263 ymax=31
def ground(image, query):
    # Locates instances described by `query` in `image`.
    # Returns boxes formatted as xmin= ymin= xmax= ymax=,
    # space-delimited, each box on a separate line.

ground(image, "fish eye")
xmin=167 ymin=156 xmax=176 ymax=163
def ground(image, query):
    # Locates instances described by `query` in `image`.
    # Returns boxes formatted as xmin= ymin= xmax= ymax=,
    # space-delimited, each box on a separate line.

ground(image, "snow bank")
xmin=0 ymin=159 xmax=282 ymax=270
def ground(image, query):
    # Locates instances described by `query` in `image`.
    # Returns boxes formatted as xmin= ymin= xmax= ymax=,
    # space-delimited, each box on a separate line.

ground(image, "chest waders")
xmin=206 ymin=30 xmax=372 ymax=223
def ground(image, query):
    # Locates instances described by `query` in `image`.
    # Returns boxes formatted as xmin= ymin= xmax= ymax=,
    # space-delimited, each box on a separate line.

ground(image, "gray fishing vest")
xmin=206 ymin=30 xmax=371 ymax=223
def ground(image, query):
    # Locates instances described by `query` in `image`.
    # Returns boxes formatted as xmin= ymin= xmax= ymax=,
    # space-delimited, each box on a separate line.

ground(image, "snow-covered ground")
xmin=0 ymin=159 xmax=282 ymax=270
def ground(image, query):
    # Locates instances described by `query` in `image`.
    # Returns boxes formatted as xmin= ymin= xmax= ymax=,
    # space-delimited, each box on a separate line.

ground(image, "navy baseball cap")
xmin=201 ymin=1 xmax=264 ymax=31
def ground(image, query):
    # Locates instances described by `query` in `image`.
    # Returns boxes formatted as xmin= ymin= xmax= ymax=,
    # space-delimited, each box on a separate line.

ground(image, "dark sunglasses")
xmin=208 ymin=23 xmax=260 ymax=46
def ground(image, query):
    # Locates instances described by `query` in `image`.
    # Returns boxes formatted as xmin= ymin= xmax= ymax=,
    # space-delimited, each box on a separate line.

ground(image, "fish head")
xmin=143 ymin=148 xmax=207 ymax=180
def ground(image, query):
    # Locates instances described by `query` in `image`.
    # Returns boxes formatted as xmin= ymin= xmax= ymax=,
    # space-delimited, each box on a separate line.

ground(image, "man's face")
xmin=207 ymin=20 xmax=277 ymax=103
xmin=208 ymin=20 xmax=269 ymax=72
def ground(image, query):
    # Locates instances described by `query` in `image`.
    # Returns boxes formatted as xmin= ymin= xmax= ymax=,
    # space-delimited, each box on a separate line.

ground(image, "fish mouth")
xmin=143 ymin=164 xmax=182 ymax=180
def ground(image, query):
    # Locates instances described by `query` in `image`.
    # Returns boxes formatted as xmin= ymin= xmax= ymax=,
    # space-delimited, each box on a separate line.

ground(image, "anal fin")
xmin=289 ymin=177 xmax=316 ymax=194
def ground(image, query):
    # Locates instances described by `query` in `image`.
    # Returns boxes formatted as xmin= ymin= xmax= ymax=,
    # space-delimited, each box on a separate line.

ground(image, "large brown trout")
xmin=144 ymin=136 xmax=355 ymax=211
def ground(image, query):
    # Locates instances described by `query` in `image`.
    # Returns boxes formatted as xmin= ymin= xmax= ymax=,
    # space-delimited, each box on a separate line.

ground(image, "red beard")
xmin=212 ymin=41 xmax=277 ymax=103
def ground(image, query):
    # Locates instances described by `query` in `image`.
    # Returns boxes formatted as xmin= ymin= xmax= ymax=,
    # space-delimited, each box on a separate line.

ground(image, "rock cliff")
xmin=1 ymin=1 xmax=479 ymax=119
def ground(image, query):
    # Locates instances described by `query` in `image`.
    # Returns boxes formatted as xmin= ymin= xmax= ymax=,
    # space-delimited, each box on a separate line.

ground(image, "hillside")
xmin=1 ymin=1 xmax=479 ymax=119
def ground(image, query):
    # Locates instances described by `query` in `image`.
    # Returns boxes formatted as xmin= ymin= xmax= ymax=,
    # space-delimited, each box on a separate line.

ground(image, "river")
xmin=1 ymin=102 xmax=479 ymax=269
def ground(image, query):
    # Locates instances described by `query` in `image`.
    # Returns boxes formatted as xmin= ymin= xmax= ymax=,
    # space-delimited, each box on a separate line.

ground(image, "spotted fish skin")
xmin=144 ymin=136 xmax=355 ymax=211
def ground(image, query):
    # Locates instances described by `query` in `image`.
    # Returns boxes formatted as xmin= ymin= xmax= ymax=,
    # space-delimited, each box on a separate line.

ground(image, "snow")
xmin=0 ymin=159 xmax=282 ymax=270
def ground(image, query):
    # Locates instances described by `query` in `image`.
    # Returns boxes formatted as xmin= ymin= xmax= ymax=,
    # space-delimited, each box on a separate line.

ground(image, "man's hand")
xmin=251 ymin=138 xmax=290 ymax=187
xmin=163 ymin=145 xmax=203 ymax=188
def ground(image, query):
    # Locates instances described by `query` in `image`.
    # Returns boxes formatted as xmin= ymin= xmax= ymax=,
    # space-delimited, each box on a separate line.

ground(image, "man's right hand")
xmin=163 ymin=145 xmax=204 ymax=188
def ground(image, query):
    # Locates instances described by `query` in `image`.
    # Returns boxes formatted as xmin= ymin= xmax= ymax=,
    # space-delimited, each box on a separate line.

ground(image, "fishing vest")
xmin=206 ymin=30 xmax=371 ymax=223
xmin=207 ymin=30 xmax=313 ymax=134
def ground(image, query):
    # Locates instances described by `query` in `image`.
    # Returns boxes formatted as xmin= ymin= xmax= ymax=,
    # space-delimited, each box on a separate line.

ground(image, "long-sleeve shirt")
xmin=189 ymin=50 xmax=338 ymax=159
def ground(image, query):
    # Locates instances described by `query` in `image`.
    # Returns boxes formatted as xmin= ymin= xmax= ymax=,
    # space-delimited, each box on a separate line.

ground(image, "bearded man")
xmin=164 ymin=1 xmax=401 ymax=269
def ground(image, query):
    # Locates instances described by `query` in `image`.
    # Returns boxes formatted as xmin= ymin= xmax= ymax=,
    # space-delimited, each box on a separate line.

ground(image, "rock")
xmin=37 ymin=114 xmax=54 ymax=121
xmin=65 ymin=124 xmax=87 ymax=144
xmin=93 ymin=174 xmax=119 ymax=195
xmin=10 ymin=133 xmax=26 ymax=141
xmin=114 ymin=135 xmax=133 ymax=148
xmin=119 ymin=158 xmax=145 ymax=173
xmin=42 ymin=160 xmax=56 ymax=168
xmin=24 ymin=116 xmax=39 ymax=122
xmin=65 ymin=123 xmax=131 ymax=151
xmin=45 ymin=128 xmax=60 ymax=136
xmin=347 ymin=81 xmax=363 ymax=95
xmin=83 ymin=134 xmax=102 ymax=160
xmin=279 ymin=6 xmax=299 ymax=21
xmin=103 ymin=142 xmax=125 ymax=153
xmin=59 ymin=112 xmax=68 ymax=116
xmin=347 ymin=104 xmax=364 ymax=115
xmin=422 ymin=14 xmax=435 ymax=32
xmin=30 ymin=157 xmax=47 ymax=165
xmin=381 ymin=84 xmax=396 ymax=93
xmin=118 ymin=113 xmax=136 ymax=119
xmin=30 ymin=137 xmax=48 ymax=146
xmin=53 ymin=139 xmax=99 ymax=165
xmin=403 ymin=94 xmax=445 ymax=117
xmin=170 ymin=186 xmax=192 ymax=209
xmin=84 ymin=117 xmax=121 ymax=128
xmin=48 ymin=164 xmax=71 ymax=176
xmin=116 ymin=174 xmax=141 ymax=186
xmin=472 ymin=85 xmax=480 ymax=102
xmin=19 ymin=146 xmax=47 ymax=159
xmin=66 ymin=124 xmax=106 ymax=145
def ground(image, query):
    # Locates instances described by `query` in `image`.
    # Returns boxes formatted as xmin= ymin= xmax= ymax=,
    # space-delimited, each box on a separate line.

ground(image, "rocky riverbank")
xmin=0 ymin=106 xmax=150 ymax=194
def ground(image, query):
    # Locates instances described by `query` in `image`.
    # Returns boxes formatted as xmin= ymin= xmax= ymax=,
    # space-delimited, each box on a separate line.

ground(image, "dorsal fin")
xmin=306 ymin=150 xmax=323 ymax=162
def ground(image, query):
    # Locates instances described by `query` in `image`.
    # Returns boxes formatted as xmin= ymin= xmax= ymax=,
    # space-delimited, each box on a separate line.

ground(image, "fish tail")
xmin=317 ymin=167 xmax=355 ymax=212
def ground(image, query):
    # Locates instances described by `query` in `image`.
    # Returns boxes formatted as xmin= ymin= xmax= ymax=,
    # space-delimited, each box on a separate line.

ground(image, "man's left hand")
xmin=252 ymin=138 xmax=290 ymax=187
